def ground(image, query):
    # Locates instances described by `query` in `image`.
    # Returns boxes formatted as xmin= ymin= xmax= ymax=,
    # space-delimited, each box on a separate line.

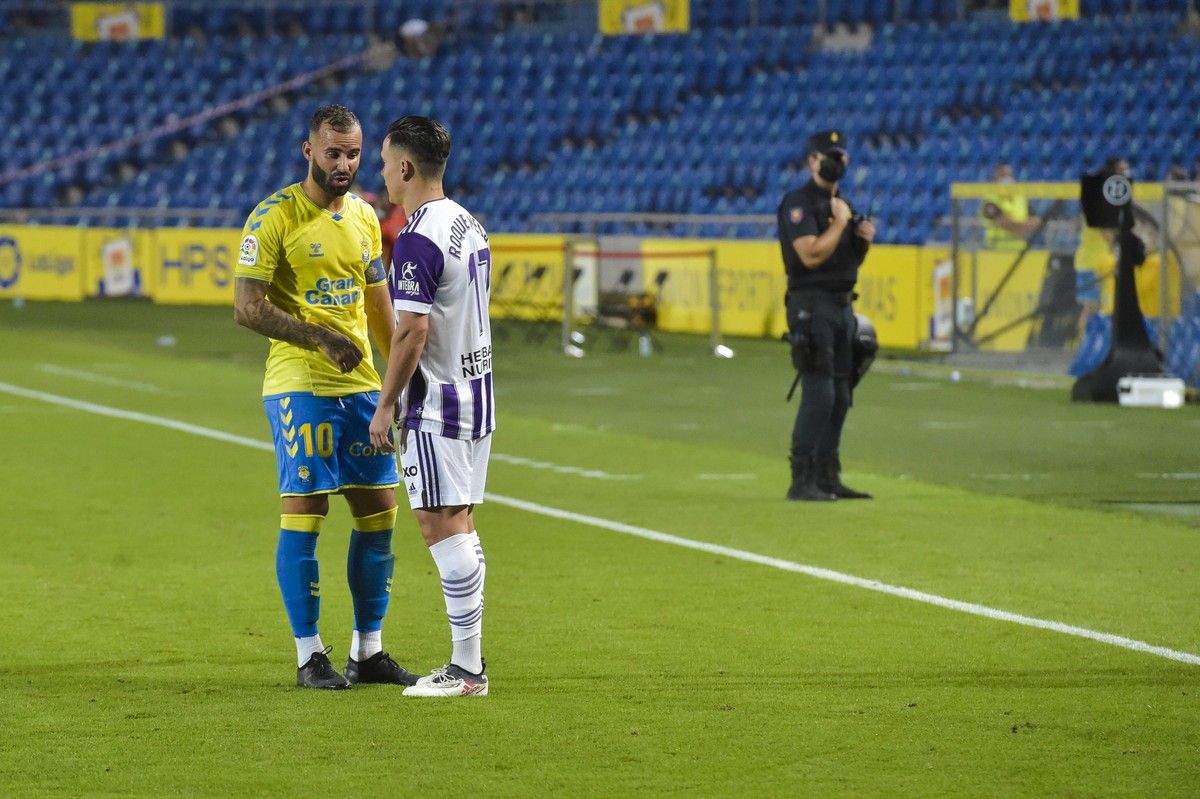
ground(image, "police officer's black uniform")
xmin=777 ymin=130 xmax=873 ymax=501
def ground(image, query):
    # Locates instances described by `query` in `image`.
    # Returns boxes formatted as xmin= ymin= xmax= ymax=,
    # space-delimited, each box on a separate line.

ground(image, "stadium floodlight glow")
xmin=713 ymin=344 xmax=735 ymax=359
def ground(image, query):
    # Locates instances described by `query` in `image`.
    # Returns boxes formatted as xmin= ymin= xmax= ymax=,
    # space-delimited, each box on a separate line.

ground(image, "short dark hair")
xmin=309 ymin=104 xmax=360 ymax=135
xmin=1100 ymin=156 xmax=1127 ymax=178
xmin=385 ymin=115 xmax=451 ymax=179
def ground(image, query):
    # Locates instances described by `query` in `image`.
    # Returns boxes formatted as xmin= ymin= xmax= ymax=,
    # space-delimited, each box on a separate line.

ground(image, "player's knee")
xmin=353 ymin=507 xmax=398 ymax=533
xmin=280 ymin=513 xmax=326 ymax=533
xmin=416 ymin=505 xmax=471 ymax=547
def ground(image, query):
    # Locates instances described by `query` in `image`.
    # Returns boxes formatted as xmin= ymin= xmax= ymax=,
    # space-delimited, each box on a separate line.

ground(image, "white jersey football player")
xmin=370 ymin=115 xmax=492 ymax=697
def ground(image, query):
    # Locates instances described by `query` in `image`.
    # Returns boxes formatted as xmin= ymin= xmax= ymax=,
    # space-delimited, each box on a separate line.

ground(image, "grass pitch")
xmin=0 ymin=300 xmax=1197 ymax=797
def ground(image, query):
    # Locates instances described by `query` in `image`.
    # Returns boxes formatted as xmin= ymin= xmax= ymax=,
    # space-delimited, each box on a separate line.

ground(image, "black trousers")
xmin=786 ymin=289 xmax=855 ymax=462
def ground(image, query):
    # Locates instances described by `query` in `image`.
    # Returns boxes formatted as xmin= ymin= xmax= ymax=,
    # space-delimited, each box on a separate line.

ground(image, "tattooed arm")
xmin=234 ymin=277 xmax=363 ymax=373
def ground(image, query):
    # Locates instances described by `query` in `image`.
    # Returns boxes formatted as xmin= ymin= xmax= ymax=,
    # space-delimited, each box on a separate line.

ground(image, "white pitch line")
xmin=1137 ymin=472 xmax=1200 ymax=481
xmin=38 ymin=364 xmax=167 ymax=394
xmin=0 ymin=381 xmax=273 ymax=451
xmin=888 ymin=382 xmax=942 ymax=391
xmin=568 ymin=386 xmax=620 ymax=397
xmin=487 ymin=495 xmax=1200 ymax=667
xmin=971 ymin=473 xmax=1052 ymax=482
xmin=490 ymin=452 xmax=639 ymax=481
xmin=2 ymin=379 xmax=1198 ymax=668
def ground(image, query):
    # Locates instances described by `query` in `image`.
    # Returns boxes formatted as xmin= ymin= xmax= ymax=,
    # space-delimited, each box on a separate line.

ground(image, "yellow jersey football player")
xmin=234 ymin=104 xmax=416 ymax=690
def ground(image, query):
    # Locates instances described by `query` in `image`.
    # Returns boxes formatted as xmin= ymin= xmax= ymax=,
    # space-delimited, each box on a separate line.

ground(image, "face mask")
xmin=818 ymin=154 xmax=846 ymax=182
xmin=997 ymin=175 xmax=1015 ymax=184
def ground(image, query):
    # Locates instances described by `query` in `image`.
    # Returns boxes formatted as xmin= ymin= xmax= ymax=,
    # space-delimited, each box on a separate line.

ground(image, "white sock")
xmin=429 ymin=531 xmax=486 ymax=675
xmin=351 ymin=629 xmax=382 ymax=662
xmin=295 ymin=634 xmax=325 ymax=668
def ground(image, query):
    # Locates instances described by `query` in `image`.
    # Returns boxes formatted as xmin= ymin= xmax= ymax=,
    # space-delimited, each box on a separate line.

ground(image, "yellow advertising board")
xmin=150 ymin=228 xmax=239 ymax=305
xmin=599 ymin=0 xmax=690 ymax=35
xmin=640 ymin=239 xmax=721 ymax=335
xmin=488 ymin=234 xmax=567 ymax=321
xmin=1136 ymin=252 xmax=1181 ymax=320
xmin=70 ymin=3 xmax=166 ymax=41
xmin=706 ymin=240 xmax=785 ymax=338
xmin=640 ymin=240 xmax=925 ymax=346
xmin=1009 ymin=0 xmax=1079 ymax=22
xmin=921 ymin=246 xmax=952 ymax=349
xmin=0 ymin=226 xmax=86 ymax=301
xmin=11 ymin=222 xmax=1176 ymax=355
xmin=81 ymin=228 xmax=155 ymax=297
xmin=856 ymin=246 xmax=924 ymax=349
xmin=958 ymin=249 xmax=1050 ymax=351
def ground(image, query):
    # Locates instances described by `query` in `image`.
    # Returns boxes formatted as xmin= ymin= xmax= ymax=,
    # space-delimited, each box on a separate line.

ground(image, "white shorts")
xmin=399 ymin=430 xmax=491 ymax=509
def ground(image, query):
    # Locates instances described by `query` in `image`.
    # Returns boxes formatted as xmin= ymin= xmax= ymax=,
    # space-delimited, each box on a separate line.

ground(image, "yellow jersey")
xmin=981 ymin=194 xmax=1030 ymax=251
xmin=236 ymin=183 xmax=386 ymax=397
xmin=1074 ymin=224 xmax=1115 ymax=271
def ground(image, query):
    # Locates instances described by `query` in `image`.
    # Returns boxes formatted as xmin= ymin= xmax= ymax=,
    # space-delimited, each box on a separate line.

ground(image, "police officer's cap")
xmin=808 ymin=130 xmax=848 ymax=155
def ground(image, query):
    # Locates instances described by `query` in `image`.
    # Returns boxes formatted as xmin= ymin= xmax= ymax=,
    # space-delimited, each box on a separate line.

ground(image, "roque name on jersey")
xmin=447 ymin=213 xmax=488 ymax=261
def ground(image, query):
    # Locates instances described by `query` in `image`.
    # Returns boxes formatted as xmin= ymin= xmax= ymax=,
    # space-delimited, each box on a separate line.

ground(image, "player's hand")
xmin=316 ymin=330 xmax=363 ymax=373
xmin=830 ymin=197 xmax=852 ymax=226
xmin=369 ymin=404 xmax=395 ymax=453
xmin=856 ymin=219 xmax=876 ymax=242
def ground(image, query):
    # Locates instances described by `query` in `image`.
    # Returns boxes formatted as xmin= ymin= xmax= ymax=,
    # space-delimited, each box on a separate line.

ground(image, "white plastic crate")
xmin=1116 ymin=376 xmax=1186 ymax=409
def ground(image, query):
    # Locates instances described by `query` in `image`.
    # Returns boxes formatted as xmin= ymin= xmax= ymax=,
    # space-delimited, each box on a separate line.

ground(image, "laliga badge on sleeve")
xmin=239 ymin=234 xmax=258 ymax=266
xmin=789 ymin=207 xmax=804 ymax=224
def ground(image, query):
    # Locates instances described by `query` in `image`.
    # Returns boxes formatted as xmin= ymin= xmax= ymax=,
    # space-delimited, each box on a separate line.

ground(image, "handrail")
xmin=0 ymin=207 xmax=240 ymax=221
xmin=0 ymin=51 xmax=364 ymax=188
xmin=531 ymin=212 xmax=775 ymax=224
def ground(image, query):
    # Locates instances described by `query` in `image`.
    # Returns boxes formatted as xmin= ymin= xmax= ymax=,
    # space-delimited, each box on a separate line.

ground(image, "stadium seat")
xmin=3 ymin=2 xmax=1198 ymax=251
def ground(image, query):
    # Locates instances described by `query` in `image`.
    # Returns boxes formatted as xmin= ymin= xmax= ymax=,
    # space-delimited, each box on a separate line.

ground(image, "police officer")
xmin=777 ymin=130 xmax=875 ymax=501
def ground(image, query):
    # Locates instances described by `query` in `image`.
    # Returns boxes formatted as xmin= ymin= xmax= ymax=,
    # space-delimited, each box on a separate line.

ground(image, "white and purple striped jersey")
xmin=389 ymin=197 xmax=495 ymax=441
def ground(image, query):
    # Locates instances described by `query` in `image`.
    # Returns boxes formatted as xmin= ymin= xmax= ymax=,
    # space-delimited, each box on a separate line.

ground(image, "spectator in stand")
xmin=979 ymin=162 xmax=1041 ymax=251
xmin=399 ymin=17 xmax=438 ymax=58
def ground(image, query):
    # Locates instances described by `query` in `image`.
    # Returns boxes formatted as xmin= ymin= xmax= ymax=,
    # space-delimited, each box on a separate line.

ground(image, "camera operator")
xmin=777 ymin=130 xmax=875 ymax=502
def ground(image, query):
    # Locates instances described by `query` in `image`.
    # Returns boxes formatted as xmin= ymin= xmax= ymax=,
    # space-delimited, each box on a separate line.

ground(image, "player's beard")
xmin=311 ymin=161 xmax=355 ymax=197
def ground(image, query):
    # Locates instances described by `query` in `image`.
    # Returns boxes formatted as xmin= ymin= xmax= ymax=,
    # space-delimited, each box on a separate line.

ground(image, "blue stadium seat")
xmin=4 ymin=4 xmax=1198 ymax=257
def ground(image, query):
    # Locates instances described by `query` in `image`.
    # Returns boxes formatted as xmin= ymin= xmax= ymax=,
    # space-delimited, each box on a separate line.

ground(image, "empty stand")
xmin=0 ymin=4 xmax=1196 ymax=246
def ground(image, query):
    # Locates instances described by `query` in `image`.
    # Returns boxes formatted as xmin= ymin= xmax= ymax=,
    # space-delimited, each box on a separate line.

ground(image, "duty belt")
xmin=789 ymin=288 xmax=858 ymax=306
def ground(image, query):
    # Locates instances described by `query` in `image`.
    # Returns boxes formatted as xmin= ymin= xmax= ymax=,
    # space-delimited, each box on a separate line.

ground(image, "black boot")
xmin=787 ymin=455 xmax=837 ymax=502
xmin=297 ymin=648 xmax=352 ymax=689
xmin=816 ymin=454 xmax=872 ymax=500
